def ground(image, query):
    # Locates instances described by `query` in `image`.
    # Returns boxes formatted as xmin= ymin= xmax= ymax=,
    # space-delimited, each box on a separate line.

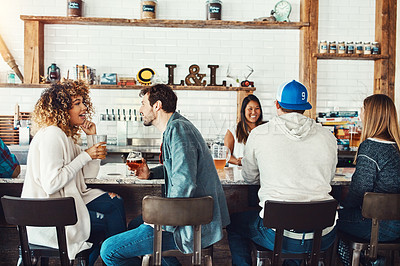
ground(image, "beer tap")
xmin=14 ymin=103 xmax=20 ymax=129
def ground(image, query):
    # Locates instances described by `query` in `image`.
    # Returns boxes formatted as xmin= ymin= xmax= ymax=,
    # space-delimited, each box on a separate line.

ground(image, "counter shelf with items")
xmin=317 ymin=111 xmax=361 ymax=153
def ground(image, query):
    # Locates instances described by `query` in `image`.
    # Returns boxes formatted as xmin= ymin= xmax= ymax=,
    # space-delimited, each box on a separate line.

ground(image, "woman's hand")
xmin=85 ymin=143 xmax=107 ymax=160
xmin=81 ymin=120 xmax=97 ymax=135
xmin=134 ymin=158 xmax=150 ymax=179
xmin=237 ymin=157 xmax=243 ymax=166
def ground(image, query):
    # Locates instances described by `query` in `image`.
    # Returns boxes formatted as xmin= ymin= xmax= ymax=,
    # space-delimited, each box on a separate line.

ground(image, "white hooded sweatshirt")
xmin=242 ymin=113 xmax=337 ymax=239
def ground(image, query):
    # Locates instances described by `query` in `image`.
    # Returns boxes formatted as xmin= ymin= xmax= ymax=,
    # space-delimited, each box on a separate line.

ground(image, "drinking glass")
xmin=126 ymin=151 xmax=143 ymax=176
xmin=211 ymin=144 xmax=231 ymax=170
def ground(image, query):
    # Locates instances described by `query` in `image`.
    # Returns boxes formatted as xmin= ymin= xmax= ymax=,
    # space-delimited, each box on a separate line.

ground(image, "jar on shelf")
xmin=364 ymin=42 xmax=372 ymax=55
xmin=355 ymin=41 xmax=363 ymax=54
xmin=338 ymin=41 xmax=346 ymax=54
xmin=329 ymin=41 xmax=337 ymax=54
xmin=67 ymin=0 xmax=82 ymax=17
xmin=346 ymin=41 xmax=355 ymax=54
xmin=371 ymin=42 xmax=380 ymax=54
xmin=319 ymin=40 xmax=328 ymax=54
xmin=206 ymin=0 xmax=222 ymax=20
xmin=141 ymin=0 xmax=157 ymax=19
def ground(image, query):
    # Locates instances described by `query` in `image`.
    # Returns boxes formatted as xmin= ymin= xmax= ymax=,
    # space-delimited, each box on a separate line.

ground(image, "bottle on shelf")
xmin=346 ymin=41 xmax=354 ymax=54
xmin=355 ymin=41 xmax=363 ymax=54
xmin=329 ymin=41 xmax=337 ymax=54
xmin=338 ymin=41 xmax=346 ymax=54
xmin=319 ymin=40 xmax=328 ymax=54
xmin=364 ymin=42 xmax=371 ymax=55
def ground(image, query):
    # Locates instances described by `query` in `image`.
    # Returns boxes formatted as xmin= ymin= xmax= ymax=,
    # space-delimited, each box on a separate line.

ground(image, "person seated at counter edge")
xmin=337 ymin=94 xmax=400 ymax=266
xmin=224 ymin=94 xmax=265 ymax=166
xmin=227 ymin=80 xmax=338 ymax=266
xmin=21 ymin=81 xmax=127 ymax=266
xmin=0 ymin=137 xmax=20 ymax=178
xmin=100 ymin=84 xmax=230 ymax=266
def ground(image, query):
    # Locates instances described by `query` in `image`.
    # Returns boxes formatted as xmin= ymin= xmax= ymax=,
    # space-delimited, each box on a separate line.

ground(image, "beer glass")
xmin=126 ymin=151 xmax=143 ymax=176
xmin=211 ymin=144 xmax=231 ymax=170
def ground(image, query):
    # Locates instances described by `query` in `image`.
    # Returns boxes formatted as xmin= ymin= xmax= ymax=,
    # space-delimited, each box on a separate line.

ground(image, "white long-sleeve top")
xmin=21 ymin=126 xmax=104 ymax=259
xmin=242 ymin=113 xmax=338 ymax=239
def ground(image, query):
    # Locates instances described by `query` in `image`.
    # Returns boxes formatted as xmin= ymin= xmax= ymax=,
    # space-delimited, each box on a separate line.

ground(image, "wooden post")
xmin=299 ymin=0 xmax=318 ymax=118
xmin=237 ymin=90 xmax=252 ymax=123
xmin=374 ymin=0 xmax=396 ymax=99
xmin=24 ymin=21 xmax=44 ymax=84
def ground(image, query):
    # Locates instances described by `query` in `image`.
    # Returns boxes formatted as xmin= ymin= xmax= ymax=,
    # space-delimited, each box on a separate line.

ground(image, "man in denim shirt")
xmin=0 ymin=138 xmax=20 ymax=178
xmin=101 ymin=84 xmax=230 ymax=266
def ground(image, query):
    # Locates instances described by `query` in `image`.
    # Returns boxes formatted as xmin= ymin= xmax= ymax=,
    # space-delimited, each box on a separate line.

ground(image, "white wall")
xmin=0 ymin=0 xmax=378 ymax=139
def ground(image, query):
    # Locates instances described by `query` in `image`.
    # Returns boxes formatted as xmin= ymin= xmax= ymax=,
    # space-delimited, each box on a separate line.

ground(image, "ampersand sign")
xmin=185 ymin=64 xmax=206 ymax=86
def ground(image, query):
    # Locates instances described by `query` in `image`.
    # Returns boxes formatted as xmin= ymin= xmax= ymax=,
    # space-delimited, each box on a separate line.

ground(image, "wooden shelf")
xmin=20 ymin=15 xmax=309 ymax=29
xmin=0 ymin=83 xmax=256 ymax=92
xmin=314 ymin=53 xmax=389 ymax=60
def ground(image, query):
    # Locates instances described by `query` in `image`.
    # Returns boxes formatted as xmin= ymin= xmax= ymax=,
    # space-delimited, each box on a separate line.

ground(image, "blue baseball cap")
xmin=276 ymin=80 xmax=312 ymax=110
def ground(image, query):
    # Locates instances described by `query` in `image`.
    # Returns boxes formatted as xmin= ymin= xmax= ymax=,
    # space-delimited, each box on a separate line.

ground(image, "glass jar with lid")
xmin=364 ymin=42 xmax=371 ymax=55
xmin=141 ymin=0 xmax=157 ymax=19
xmin=319 ymin=40 xmax=328 ymax=54
xmin=338 ymin=41 xmax=346 ymax=54
xmin=206 ymin=0 xmax=222 ymax=20
xmin=329 ymin=41 xmax=337 ymax=54
xmin=346 ymin=41 xmax=355 ymax=54
xmin=355 ymin=41 xmax=363 ymax=54
xmin=371 ymin=42 xmax=380 ymax=54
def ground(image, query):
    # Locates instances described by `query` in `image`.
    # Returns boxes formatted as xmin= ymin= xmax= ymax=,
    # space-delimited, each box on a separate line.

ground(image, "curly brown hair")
xmin=32 ymin=80 xmax=94 ymax=143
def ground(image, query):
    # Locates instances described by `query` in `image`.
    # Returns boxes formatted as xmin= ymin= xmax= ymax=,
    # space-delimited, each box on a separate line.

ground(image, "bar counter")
xmin=0 ymin=163 xmax=354 ymax=185
xmin=0 ymin=164 xmax=353 ymax=265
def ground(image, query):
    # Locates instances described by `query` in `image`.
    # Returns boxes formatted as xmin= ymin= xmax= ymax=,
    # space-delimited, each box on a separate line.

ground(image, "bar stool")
xmin=253 ymin=199 xmax=338 ymax=266
xmin=141 ymin=195 xmax=214 ymax=266
xmin=333 ymin=192 xmax=400 ymax=265
xmin=1 ymin=195 xmax=90 ymax=266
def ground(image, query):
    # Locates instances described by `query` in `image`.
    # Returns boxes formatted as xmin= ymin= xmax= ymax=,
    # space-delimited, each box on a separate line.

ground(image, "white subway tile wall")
xmin=0 ymin=0 xmax=375 ymax=139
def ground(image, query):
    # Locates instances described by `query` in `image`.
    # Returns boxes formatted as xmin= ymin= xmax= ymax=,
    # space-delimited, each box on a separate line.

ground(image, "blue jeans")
xmin=86 ymin=192 xmax=127 ymax=266
xmin=337 ymin=207 xmax=400 ymax=241
xmin=100 ymin=215 xmax=181 ymax=266
xmin=226 ymin=210 xmax=336 ymax=266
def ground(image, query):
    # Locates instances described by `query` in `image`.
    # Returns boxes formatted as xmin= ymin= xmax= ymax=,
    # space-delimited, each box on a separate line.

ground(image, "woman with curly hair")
xmin=21 ymin=81 xmax=127 ymax=265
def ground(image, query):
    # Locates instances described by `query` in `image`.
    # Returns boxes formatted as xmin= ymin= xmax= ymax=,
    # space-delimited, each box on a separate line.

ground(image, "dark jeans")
xmin=100 ymin=215 xmax=181 ymax=266
xmin=86 ymin=192 xmax=127 ymax=266
xmin=337 ymin=207 xmax=400 ymax=241
xmin=227 ymin=210 xmax=337 ymax=266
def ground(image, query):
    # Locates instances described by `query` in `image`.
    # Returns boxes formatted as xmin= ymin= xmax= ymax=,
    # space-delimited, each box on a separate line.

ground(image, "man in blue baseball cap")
xmin=227 ymin=80 xmax=338 ymax=266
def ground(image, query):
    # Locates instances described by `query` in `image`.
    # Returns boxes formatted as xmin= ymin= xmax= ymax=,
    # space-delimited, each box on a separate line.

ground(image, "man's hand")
xmin=134 ymin=158 xmax=150 ymax=179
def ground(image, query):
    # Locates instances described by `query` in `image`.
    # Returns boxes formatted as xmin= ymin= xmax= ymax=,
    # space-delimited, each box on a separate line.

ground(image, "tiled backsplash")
xmin=0 ymin=0 xmax=376 ymax=139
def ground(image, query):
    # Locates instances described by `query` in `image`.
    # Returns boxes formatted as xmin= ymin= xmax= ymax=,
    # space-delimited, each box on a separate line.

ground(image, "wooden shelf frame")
xmin=300 ymin=0 xmax=397 ymax=118
xmin=20 ymin=15 xmax=310 ymax=29
xmin=0 ymin=83 xmax=255 ymax=92
xmin=313 ymin=53 xmax=389 ymax=60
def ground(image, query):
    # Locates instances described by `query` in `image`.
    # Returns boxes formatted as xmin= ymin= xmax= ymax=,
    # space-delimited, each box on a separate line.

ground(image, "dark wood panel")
xmin=20 ymin=15 xmax=309 ymax=29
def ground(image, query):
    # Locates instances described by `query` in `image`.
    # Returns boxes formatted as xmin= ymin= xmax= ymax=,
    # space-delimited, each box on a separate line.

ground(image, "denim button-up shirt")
xmin=151 ymin=112 xmax=230 ymax=253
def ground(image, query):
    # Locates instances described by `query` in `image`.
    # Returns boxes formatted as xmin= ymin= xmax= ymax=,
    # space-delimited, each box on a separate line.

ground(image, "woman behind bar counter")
xmin=224 ymin=94 xmax=264 ymax=166
xmin=21 ymin=81 xmax=126 ymax=265
xmin=337 ymin=94 xmax=400 ymax=265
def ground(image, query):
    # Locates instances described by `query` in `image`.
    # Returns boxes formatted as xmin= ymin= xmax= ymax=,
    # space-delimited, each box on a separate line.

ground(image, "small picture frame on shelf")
xmin=100 ymin=73 xmax=118 ymax=85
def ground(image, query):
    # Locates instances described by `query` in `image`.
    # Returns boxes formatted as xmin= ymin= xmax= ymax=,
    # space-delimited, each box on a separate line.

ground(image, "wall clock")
xmin=272 ymin=0 xmax=292 ymax=22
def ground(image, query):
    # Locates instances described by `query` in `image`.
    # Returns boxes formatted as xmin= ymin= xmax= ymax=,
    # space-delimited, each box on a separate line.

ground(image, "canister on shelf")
xmin=355 ymin=41 xmax=363 ymax=54
xmin=67 ymin=0 xmax=82 ymax=17
xmin=364 ymin=42 xmax=371 ymax=55
xmin=206 ymin=0 xmax=222 ymax=20
xmin=141 ymin=0 xmax=157 ymax=19
xmin=319 ymin=40 xmax=328 ymax=54
xmin=346 ymin=41 xmax=354 ymax=54
xmin=329 ymin=41 xmax=337 ymax=54
xmin=371 ymin=42 xmax=380 ymax=54
xmin=338 ymin=41 xmax=346 ymax=54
